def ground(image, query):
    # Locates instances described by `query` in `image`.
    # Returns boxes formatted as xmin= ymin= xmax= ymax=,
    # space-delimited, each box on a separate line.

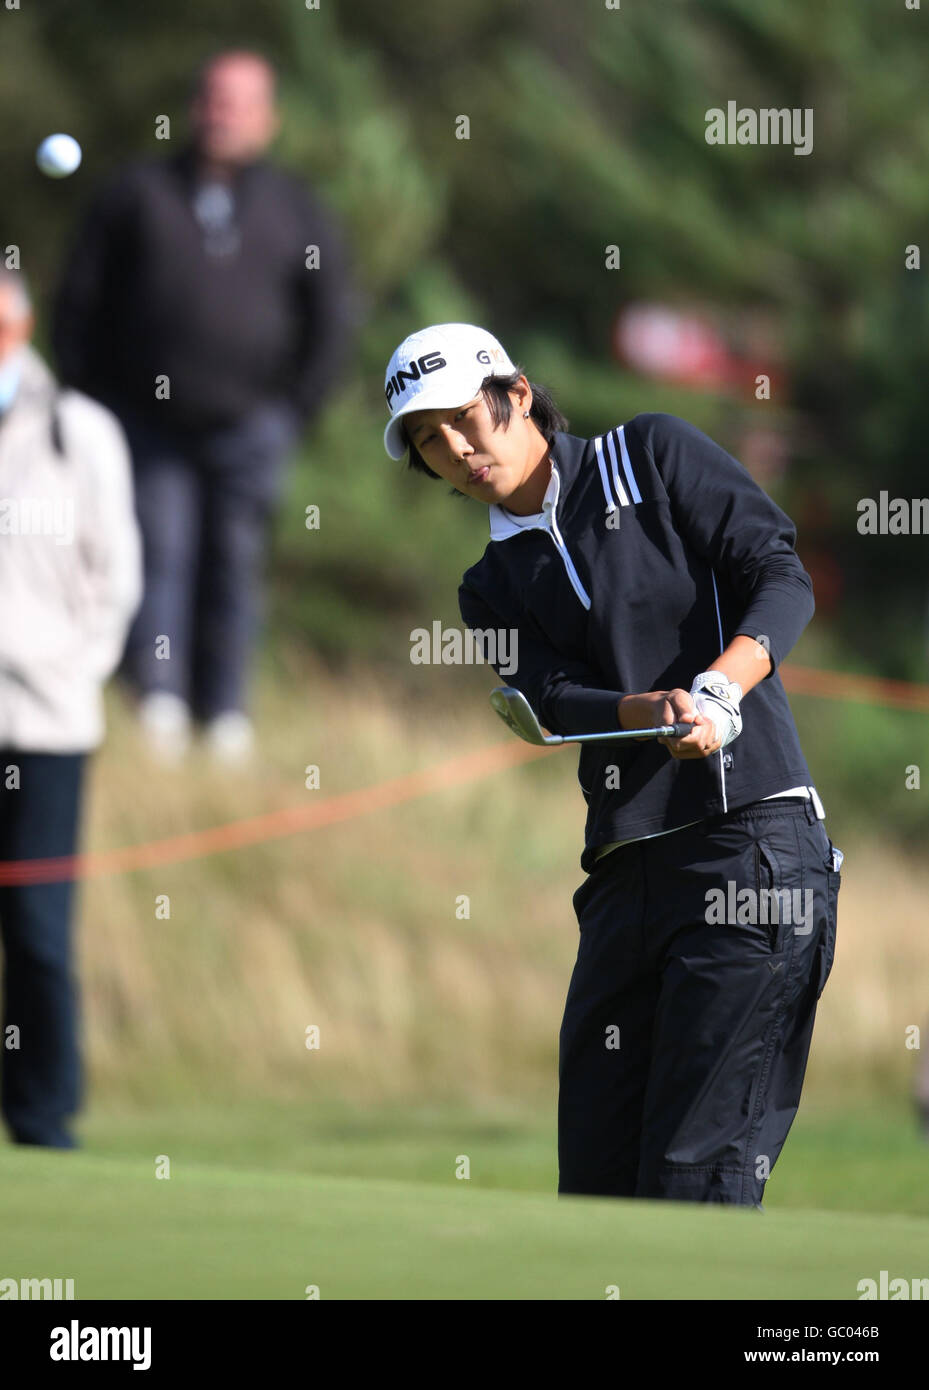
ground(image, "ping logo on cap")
xmin=385 ymin=351 xmax=447 ymax=408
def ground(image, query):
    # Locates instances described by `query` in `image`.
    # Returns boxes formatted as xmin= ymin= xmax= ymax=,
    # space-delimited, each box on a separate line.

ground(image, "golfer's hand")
xmin=618 ymin=690 xmax=724 ymax=759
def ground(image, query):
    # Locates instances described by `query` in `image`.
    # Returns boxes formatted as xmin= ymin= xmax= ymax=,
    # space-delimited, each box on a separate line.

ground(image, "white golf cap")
xmin=383 ymin=322 xmax=517 ymax=459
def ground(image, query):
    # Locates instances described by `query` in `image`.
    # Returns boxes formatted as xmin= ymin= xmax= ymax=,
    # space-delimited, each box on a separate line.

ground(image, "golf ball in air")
xmin=36 ymin=133 xmax=82 ymax=179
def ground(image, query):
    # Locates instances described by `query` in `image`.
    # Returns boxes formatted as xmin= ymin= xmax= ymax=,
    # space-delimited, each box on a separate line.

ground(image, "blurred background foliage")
xmin=1 ymin=0 xmax=927 ymax=850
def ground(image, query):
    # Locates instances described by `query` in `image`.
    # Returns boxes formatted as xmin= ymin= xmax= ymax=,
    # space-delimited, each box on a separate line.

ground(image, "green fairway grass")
xmin=67 ymin=1095 xmax=929 ymax=1217
xmin=0 ymin=1146 xmax=926 ymax=1300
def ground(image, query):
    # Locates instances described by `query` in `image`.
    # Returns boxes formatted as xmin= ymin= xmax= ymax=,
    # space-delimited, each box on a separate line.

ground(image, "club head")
xmin=489 ymin=686 xmax=559 ymax=745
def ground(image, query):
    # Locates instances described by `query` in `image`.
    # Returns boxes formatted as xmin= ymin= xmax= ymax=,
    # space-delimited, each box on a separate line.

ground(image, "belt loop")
xmin=804 ymin=798 xmax=817 ymax=824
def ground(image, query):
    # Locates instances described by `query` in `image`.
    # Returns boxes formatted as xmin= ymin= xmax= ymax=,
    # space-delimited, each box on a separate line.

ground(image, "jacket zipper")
xmin=710 ymin=568 xmax=728 ymax=812
xmin=521 ymin=464 xmax=592 ymax=610
xmin=548 ymin=509 xmax=591 ymax=610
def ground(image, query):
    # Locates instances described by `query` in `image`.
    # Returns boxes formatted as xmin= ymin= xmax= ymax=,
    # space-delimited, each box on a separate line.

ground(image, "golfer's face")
xmin=405 ymin=391 xmax=530 ymax=501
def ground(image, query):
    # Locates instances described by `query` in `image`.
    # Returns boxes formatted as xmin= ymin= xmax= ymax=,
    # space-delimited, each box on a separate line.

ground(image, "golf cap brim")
xmin=383 ymin=323 xmax=517 ymax=460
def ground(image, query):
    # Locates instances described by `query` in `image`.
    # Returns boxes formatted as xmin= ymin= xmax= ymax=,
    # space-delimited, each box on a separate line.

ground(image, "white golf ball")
xmin=36 ymin=133 xmax=82 ymax=179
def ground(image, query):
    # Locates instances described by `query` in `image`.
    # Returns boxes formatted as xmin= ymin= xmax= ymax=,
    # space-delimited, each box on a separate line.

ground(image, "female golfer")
xmin=382 ymin=322 xmax=842 ymax=1207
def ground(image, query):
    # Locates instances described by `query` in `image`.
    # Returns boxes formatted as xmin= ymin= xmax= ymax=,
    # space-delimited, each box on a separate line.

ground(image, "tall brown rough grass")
xmin=73 ymin=664 xmax=926 ymax=1113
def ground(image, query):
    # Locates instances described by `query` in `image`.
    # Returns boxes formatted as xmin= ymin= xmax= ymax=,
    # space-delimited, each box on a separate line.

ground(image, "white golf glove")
xmin=689 ymin=670 xmax=743 ymax=748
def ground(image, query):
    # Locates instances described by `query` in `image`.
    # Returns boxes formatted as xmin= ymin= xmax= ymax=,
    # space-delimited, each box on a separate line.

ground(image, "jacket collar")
xmin=487 ymin=430 xmax=587 ymax=541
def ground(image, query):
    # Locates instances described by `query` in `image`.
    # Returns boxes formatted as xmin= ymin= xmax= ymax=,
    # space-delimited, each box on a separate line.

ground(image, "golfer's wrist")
xmin=617 ymin=693 xmax=653 ymax=730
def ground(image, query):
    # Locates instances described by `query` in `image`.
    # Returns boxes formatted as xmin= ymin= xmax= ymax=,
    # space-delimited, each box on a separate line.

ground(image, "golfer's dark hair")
xmin=402 ymin=371 xmax=568 ymax=487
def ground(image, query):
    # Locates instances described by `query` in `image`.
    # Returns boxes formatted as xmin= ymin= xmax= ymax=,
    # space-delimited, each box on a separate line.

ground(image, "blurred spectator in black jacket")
xmin=53 ymin=49 xmax=355 ymax=761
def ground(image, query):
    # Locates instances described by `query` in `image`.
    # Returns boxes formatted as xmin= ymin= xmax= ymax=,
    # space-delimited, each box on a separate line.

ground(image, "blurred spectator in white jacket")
xmin=0 ymin=265 xmax=142 ymax=1148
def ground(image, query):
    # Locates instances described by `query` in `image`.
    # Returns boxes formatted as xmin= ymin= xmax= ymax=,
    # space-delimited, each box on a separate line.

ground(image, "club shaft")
xmin=548 ymin=723 xmax=692 ymax=744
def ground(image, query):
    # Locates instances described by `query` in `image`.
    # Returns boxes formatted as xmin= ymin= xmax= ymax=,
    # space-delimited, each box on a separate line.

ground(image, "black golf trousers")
xmin=558 ymin=796 xmax=841 ymax=1204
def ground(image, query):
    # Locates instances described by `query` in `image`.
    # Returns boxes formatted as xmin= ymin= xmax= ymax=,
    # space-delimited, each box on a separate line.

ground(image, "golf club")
xmin=490 ymin=685 xmax=694 ymax=746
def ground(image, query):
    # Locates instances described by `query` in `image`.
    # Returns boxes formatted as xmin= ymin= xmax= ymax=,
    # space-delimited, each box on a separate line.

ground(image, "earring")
xmin=523 ymin=411 xmax=529 ymax=418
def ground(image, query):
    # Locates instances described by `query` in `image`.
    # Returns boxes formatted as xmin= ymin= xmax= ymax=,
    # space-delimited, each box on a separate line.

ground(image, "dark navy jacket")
xmin=458 ymin=413 xmax=815 ymax=874
xmin=52 ymin=145 xmax=354 ymax=433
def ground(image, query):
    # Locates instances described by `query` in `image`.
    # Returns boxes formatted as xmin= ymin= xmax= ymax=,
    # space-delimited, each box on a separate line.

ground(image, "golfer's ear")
xmin=514 ymin=376 xmax=532 ymax=410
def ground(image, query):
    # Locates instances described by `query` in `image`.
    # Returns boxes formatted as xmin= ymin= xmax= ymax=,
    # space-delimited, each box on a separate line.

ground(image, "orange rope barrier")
xmin=0 ymin=739 xmax=546 ymax=886
xmin=782 ymin=664 xmax=929 ymax=713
